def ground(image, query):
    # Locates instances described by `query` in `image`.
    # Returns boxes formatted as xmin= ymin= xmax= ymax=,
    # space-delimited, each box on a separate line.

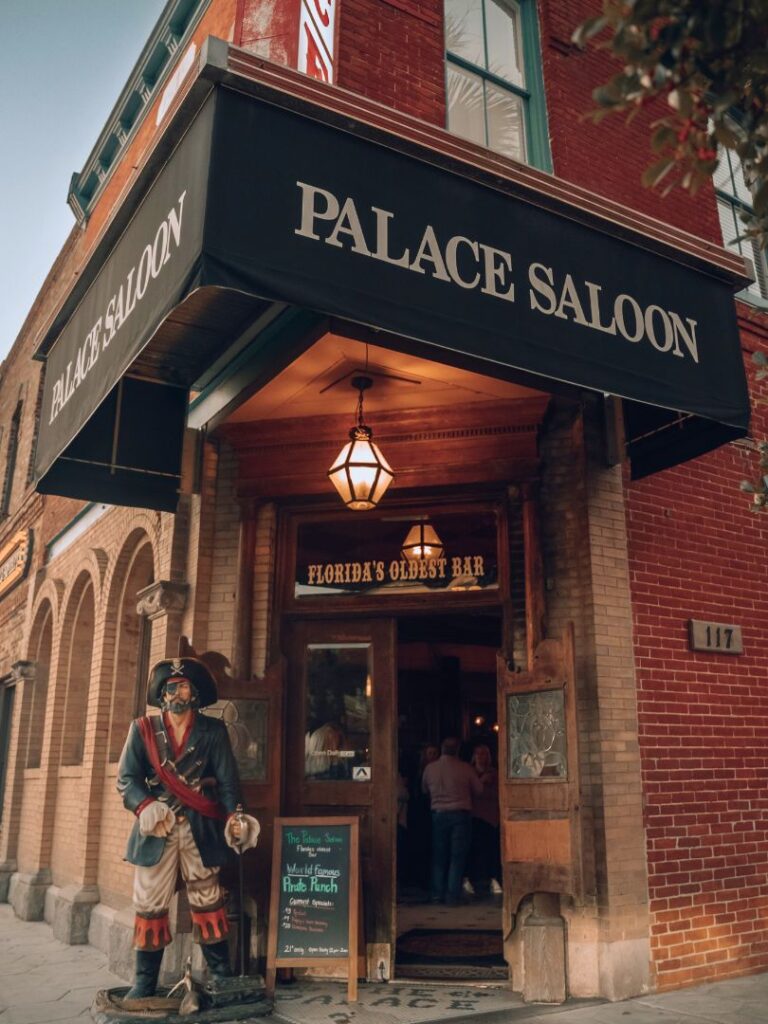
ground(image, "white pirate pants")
xmin=132 ymin=817 xmax=228 ymax=949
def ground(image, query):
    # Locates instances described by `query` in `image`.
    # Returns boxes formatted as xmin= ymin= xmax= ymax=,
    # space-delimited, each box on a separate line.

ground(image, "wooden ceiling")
xmin=215 ymin=332 xmax=550 ymax=499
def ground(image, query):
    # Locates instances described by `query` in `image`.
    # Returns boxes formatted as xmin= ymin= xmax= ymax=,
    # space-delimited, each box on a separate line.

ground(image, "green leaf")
xmin=651 ymin=124 xmax=679 ymax=151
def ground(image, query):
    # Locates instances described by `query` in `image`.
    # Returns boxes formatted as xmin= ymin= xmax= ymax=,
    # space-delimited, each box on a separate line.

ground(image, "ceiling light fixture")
xmin=327 ymin=376 xmax=394 ymax=510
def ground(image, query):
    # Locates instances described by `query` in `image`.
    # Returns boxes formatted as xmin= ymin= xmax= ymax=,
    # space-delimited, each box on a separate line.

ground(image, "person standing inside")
xmin=117 ymin=657 xmax=260 ymax=1001
xmin=421 ymin=737 xmax=483 ymax=905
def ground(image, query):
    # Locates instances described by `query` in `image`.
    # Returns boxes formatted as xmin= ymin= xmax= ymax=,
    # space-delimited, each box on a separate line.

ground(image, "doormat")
xmin=395 ymin=963 xmax=509 ymax=981
xmin=396 ymin=929 xmax=505 ymax=966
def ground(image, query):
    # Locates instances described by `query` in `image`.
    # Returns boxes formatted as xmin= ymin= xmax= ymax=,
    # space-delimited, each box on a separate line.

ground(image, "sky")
xmin=0 ymin=1 xmax=167 ymax=363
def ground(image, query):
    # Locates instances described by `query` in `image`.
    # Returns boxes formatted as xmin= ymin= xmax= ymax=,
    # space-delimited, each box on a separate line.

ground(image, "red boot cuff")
xmin=191 ymin=900 xmax=230 ymax=945
xmin=133 ymin=911 xmax=172 ymax=950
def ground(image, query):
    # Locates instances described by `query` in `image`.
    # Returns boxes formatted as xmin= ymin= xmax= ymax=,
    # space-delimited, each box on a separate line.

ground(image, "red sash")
xmin=137 ymin=716 xmax=227 ymax=822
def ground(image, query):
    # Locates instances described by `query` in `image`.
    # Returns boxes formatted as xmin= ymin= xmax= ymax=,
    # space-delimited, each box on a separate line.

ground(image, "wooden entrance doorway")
xmin=278 ymin=497 xmax=512 ymax=979
xmin=396 ymin=612 xmax=505 ymax=981
xmin=282 ymin=610 xmax=507 ymax=981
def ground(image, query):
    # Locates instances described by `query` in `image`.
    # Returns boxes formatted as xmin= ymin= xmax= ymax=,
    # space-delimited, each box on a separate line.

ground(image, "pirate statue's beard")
xmin=162 ymin=682 xmax=199 ymax=715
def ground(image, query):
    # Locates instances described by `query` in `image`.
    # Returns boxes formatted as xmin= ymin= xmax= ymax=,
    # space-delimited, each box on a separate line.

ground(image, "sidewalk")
xmin=2 ymin=903 xmax=768 ymax=1024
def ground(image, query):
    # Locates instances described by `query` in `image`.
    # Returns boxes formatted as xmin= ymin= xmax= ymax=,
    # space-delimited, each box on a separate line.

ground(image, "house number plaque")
xmin=688 ymin=620 xmax=743 ymax=654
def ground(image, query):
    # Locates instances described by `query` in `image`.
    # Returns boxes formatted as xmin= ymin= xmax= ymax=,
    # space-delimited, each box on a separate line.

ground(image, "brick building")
xmin=0 ymin=0 xmax=765 ymax=1003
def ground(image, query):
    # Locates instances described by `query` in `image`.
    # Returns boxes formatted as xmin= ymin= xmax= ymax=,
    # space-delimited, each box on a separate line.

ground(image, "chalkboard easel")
xmin=266 ymin=816 xmax=360 ymax=1001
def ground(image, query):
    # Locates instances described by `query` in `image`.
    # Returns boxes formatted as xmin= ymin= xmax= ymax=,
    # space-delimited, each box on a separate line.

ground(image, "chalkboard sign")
xmin=266 ymin=817 xmax=359 ymax=1000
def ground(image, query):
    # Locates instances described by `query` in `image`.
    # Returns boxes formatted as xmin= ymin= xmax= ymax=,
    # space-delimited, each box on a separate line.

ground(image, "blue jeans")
xmin=431 ymin=810 xmax=472 ymax=903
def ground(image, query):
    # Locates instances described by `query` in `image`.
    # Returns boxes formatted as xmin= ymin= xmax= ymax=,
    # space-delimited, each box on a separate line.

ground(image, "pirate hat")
xmin=146 ymin=657 xmax=218 ymax=708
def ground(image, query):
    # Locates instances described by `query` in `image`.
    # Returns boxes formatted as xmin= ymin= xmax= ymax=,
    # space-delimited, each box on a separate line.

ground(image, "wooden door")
xmin=216 ymin=659 xmax=285 ymax=917
xmin=496 ymin=627 xmax=582 ymax=931
xmin=285 ymin=618 xmax=397 ymax=980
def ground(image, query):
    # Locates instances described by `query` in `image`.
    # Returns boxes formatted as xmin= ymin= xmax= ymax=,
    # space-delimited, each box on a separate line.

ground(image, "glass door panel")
xmin=305 ymin=643 xmax=372 ymax=781
xmin=285 ymin=618 xmax=396 ymax=979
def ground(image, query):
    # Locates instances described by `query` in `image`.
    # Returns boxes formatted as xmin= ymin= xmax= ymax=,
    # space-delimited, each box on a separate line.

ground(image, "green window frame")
xmin=715 ymin=147 xmax=768 ymax=306
xmin=444 ymin=0 xmax=550 ymax=172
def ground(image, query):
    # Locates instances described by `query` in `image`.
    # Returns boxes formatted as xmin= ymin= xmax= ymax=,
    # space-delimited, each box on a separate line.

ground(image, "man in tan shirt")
xmin=422 ymin=737 xmax=483 ymax=904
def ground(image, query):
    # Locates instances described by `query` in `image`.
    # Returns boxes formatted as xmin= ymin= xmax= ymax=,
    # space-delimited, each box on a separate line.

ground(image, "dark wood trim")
xmin=217 ymin=397 xmax=547 ymax=502
xmin=233 ymin=499 xmax=258 ymax=679
xmin=522 ymin=483 xmax=546 ymax=669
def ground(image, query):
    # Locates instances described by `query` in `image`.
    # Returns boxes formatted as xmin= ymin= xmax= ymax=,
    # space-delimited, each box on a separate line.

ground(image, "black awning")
xmin=37 ymin=378 xmax=188 ymax=512
xmin=34 ymin=78 xmax=750 ymax=510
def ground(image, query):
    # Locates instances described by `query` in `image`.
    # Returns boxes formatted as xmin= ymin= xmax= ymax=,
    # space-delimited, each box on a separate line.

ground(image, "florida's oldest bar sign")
xmin=294 ymin=512 xmax=498 ymax=598
xmin=301 ymin=553 xmax=493 ymax=594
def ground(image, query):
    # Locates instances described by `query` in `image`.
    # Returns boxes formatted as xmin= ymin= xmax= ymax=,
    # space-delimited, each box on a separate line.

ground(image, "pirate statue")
xmin=117 ymin=657 xmax=260 ymax=1000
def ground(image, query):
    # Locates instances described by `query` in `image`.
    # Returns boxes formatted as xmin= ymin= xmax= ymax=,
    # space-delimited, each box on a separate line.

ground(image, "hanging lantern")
xmin=327 ymin=376 xmax=394 ymax=510
xmin=401 ymin=521 xmax=444 ymax=562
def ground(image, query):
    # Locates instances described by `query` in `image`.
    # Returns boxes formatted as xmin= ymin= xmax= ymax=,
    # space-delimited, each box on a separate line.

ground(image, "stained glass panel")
xmin=506 ymin=689 xmax=567 ymax=779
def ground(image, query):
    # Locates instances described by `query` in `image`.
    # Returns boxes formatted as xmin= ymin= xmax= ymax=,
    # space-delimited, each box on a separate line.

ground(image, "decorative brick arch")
xmin=56 ymin=571 xmax=97 ymax=767
xmin=103 ymin=529 xmax=157 ymax=762
xmin=26 ymin=575 xmax=63 ymax=642
xmin=100 ymin=512 xmax=160 ymax=599
xmin=24 ymin=599 xmax=54 ymax=770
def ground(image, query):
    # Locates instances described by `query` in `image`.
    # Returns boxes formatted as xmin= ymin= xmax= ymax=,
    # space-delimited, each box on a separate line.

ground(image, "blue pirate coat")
xmin=117 ymin=712 xmax=242 ymax=868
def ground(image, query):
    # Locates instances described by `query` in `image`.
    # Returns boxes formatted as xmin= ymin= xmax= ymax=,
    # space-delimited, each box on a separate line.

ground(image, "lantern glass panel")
xmin=402 ymin=523 xmax=443 ymax=561
xmin=329 ymin=436 xmax=393 ymax=509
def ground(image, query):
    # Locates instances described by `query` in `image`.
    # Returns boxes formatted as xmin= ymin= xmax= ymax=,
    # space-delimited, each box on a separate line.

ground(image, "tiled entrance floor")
xmin=275 ymin=979 xmax=530 ymax=1024
xmin=396 ymin=895 xmax=502 ymax=936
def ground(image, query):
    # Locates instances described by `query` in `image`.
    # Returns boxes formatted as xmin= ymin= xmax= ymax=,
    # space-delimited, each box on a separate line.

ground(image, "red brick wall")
xmin=627 ymin=312 xmax=768 ymax=988
xmin=336 ymin=0 xmax=445 ymax=125
xmin=330 ymin=0 xmax=722 ymax=240
xmin=538 ymin=0 xmax=722 ymax=244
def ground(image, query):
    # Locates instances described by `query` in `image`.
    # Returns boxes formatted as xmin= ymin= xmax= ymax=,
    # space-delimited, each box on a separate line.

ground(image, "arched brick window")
xmin=60 ymin=578 xmax=96 ymax=766
xmin=26 ymin=602 xmax=53 ymax=769
xmin=108 ymin=537 xmax=155 ymax=762
xmin=0 ymin=676 xmax=15 ymax=825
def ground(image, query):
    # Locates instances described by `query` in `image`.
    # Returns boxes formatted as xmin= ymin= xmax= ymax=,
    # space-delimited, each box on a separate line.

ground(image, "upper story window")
xmin=444 ymin=0 xmax=550 ymax=170
xmin=715 ymin=148 xmax=768 ymax=303
xmin=0 ymin=402 xmax=22 ymax=519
